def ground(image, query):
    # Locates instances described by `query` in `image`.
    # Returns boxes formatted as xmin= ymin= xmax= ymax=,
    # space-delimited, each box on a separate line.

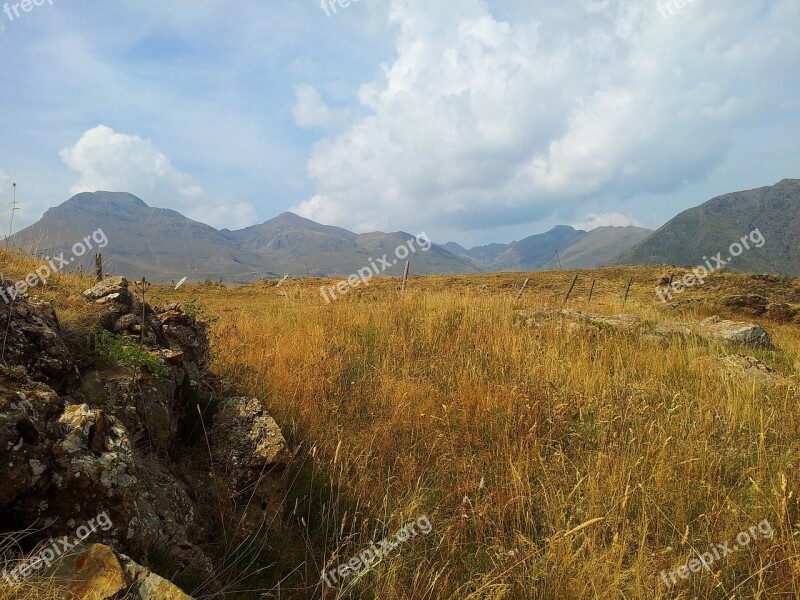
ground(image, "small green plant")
xmin=92 ymin=330 xmax=169 ymax=378
xmin=183 ymin=296 xmax=218 ymax=324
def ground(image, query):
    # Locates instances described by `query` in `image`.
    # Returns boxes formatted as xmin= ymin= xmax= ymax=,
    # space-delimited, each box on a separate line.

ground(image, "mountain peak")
xmin=66 ymin=191 xmax=149 ymax=208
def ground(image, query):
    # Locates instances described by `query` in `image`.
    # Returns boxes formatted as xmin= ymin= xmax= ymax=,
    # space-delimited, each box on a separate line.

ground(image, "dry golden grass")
xmin=151 ymin=267 xmax=800 ymax=599
xmin=3 ymin=248 xmax=800 ymax=599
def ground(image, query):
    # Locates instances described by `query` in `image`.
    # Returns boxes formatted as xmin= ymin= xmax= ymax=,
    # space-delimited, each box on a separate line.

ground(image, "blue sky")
xmin=0 ymin=0 xmax=797 ymax=247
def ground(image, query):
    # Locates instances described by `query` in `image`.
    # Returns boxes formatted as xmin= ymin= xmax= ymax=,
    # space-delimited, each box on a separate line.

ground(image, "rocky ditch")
xmin=0 ymin=277 xmax=289 ymax=599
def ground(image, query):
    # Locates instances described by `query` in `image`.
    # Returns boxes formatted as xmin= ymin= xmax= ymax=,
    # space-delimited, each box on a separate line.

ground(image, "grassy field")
xmin=150 ymin=266 xmax=800 ymax=599
xmin=3 ymin=252 xmax=800 ymax=598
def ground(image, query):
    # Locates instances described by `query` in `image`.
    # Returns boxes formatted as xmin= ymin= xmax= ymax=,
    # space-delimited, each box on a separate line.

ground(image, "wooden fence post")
xmin=95 ymin=253 xmax=103 ymax=282
xmin=588 ymin=279 xmax=596 ymax=303
xmin=563 ymin=273 xmax=579 ymax=305
xmin=623 ymin=277 xmax=634 ymax=304
xmin=401 ymin=261 xmax=410 ymax=293
xmin=516 ymin=278 xmax=529 ymax=301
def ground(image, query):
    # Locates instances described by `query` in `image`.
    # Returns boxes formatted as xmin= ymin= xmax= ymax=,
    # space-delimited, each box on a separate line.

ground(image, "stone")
xmin=696 ymin=316 xmax=773 ymax=349
xmin=0 ymin=281 xmax=79 ymax=392
xmin=210 ymin=397 xmax=289 ymax=489
xmin=83 ymin=276 xmax=132 ymax=306
xmin=716 ymin=355 xmax=789 ymax=385
xmin=48 ymin=543 xmax=194 ymax=599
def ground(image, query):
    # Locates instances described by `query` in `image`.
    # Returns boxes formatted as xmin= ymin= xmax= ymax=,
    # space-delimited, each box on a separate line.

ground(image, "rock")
xmin=654 ymin=322 xmax=692 ymax=337
xmin=0 ymin=281 xmax=79 ymax=392
xmin=155 ymin=305 xmax=211 ymax=377
xmin=517 ymin=309 xmax=642 ymax=333
xmin=48 ymin=543 xmax=193 ymax=599
xmin=715 ymin=355 xmax=789 ymax=385
xmin=696 ymin=316 xmax=773 ymax=349
xmin=585 ymin=313 xmax=641 ymax=332
xmin=83 ymin=276 xmax=132 ymax=306
xmin=210 ymin=397 xmax=289 ymax=490
xmin=0 ymin=377 xmax=63 ymax=512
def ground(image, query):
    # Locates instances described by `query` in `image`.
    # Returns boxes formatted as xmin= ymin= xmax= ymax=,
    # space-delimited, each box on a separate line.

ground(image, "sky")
xmin=0 ymin=0 xmax=797 ymax=247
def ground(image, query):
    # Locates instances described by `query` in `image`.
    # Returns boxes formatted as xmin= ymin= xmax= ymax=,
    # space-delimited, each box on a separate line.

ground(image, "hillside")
xmin=7 ymin=193 xmax=480 ymax=282
xmin=7 ymin=191 xmax=268 ymax=283
xmin=616 ymin=179 xmax=800 ymax=276
xmin=551 ymin=226 xmax=653 ymax=269
xmin=490 ymin=225 xmax=588 ymax=271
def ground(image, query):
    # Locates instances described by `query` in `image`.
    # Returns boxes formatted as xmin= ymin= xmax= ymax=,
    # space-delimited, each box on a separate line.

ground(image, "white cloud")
xmin=572 ymin=212 xmax=642 ymax=231
xmin=292 ymin=85 xmax=351 ymax=129
xmin=295 ymin=0 xmax=799 ymax=234
xmin=60 ymin=125 xmax=257 ymax=229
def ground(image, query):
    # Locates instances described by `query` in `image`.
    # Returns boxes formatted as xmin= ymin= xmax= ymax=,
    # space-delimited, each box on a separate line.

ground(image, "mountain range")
xmin=6 ymin=179 xmax=799 ymax=282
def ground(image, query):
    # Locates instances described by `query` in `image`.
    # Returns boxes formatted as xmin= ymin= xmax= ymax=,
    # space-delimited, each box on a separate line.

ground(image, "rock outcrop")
xmin=696 ymin=316 xmax=773 ymax=349
xmin=0 ymin=277 xmax=289 ymax=599
xmin=515 ymin=310 xmax=775 ymax=350
xmin=0 ymin=278 xmax=79 ymax=391
xmin=45 ymin=543 xmax=192 ymax=599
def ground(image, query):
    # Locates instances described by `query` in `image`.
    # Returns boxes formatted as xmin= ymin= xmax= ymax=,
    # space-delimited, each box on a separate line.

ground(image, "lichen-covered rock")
xmin=697 ymin=316 xmax=773 ymax=349
xmin=83 ymin=276 xmax=132 ymax=307
xmin=0 ymin=281 xmax=79 ymax=391
xmin=653 ymin=322 xmax=693 ymax=337
xmin=0 ymin=376 xmax=63 ymax=513
xmin=80 ymin=370 xmax=180 ymax=451
xmin=155 ymin=304 xmax=211 ymax=377
xmin=210 ymin=397 xmax=289 ymax=489
xmin=586 ymin=313 xmax=641 ymax=331
xmin=48 ymin=543 xmax=194 ymax=599
xmin=716 ymin=355 xmax=789 ymax=385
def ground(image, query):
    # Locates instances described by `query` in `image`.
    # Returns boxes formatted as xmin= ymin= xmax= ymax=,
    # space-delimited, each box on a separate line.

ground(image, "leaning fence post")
xmin=563 ymin=273 xmax=579 ymax=305
xmin=516 ymin=278 xmax=529 ymax=301
xmin=401 ymin=260 xmax=410 ymax=293
xmin=588 ymin=279 xmax=596 ymax=303
xmin=623 ymin=277 xmax=634 ymax=304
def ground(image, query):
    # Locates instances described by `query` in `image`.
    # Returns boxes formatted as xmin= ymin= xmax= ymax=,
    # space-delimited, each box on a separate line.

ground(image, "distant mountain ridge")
xmin=7 ymin=192 xmax=480 ymax=282
xmin=615 ymin=179 xmax=800 ymax=276
xmin=443 ymin=225 xmax=653 ymax=271
xmin=7 ymin=179 xmax=798 ymax=282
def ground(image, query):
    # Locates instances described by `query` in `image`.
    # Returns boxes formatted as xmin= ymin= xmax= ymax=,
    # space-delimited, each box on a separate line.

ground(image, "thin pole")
xmin=516 ymin=278 xmax=529 ymax=301
xmin=623 ymin=277 xmax=634 ymax=304
xmin=555 ymin=249 xmax=563 ymax=270
xmin=7 ymin=182 xmax=18 ymax=248
xmin=563 ymin=273 xmax=579 ymax=305
xmin=401 ymin=260 xmax=410 ymax=293
xmin=588 ymin=279 xmax=596 ymax=303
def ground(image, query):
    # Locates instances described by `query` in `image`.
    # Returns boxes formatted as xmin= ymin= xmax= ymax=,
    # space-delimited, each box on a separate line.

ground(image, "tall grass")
xmin=3 ymin=248 xmax=799 ymax=599
xmin=173 ymin=270 xmax=800 ymax=599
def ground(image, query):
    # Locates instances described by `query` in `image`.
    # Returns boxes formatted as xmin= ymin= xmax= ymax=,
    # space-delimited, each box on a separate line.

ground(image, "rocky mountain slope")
xmin=615 ymin=179 xmax=800 ymax=276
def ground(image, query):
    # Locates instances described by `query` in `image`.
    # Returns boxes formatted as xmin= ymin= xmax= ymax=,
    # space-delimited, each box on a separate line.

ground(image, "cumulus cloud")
xmin=292 ymin=85 xmax=351 ymax=129
xmin=60 ymin=125 xmax=256 ymax=229
xmin=294 ymin=0 xmax=799 ymax=234
xmin=572 ymin=212 xmax=642 ymax=231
